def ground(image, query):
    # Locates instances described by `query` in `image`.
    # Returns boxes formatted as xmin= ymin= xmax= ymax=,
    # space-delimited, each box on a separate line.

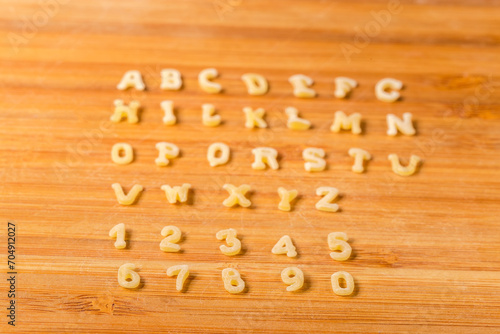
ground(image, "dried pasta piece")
xmin=330 ymin=111 xmax=362 ymax=134
xmin=167 ymin=265 xmax=189 ymax=291
xmin=222 ymin=184 xmax=251 ymax=208
xmin=198 ymin=68 xmax=222 ymax=94
xmin=161 ymin=100 xmax=176 ymax=125
xmin=281 ymin=267 xmax=304 ymax=292
xmin=216 ymin=228 xmax=241 ymax=256
xmin=315 ymin=187 xmax=339 ymax=212
xmin=328 ymin=232 xmax=352 ymax=261
xmin=118 ymin=263 xmax=141 ymax=289
xmin=111 ymin=143 xmax=134 ymax=165
xmin=109 ymin=223 xmax=126 ymax=249
xmin=110 ymin=99 xmax=140 ymax=124
xmin=302 ymin=147 xmax=326 ymax=172
xmin=243 ymin=107 xmax=267 ymax=128
xmin=241 ymin=73 xmax=268 ymax=95
xmin=289 ymin=74 xmax=316 ymax=98
xmin=348 ymin=148 xmax=371 ymax=173
xmin=277 ymin=187 xmax=298 ymax=212
xmin=386 ymin=112 xmax=416 ymax=136
xmin=160 ymin=184 xmax=191 ymax=204
xmin=331 ymin=271 xmax=355 ymax=296
xmin=111 ymin=183 xmax=143 ymax=205
xmin=117 ymin=70 xmax=145 ymax=91
xmin=207 ymin=142 xmax=230 ymax=167
xmin=202 ymin=104 xmax=221 ymax=127
xmin=155 ymin=142 xmax=179 ymax=166
xmin=252 ymin=147 xmax=279 ymax=170
xmin=388 ymin=154 xmax=421 ymax=176
xmin=160 ymin=225 xmax=182 ymax=252
xmin=222 ymin=268 xmax=245 ymax=294
xmin=334 ymin=77 xmax=358 ymax=99
xmin=272 ymin=235 xmax=297 ymax=257
xmin=285 ymin=107 xmax=311 ymax=130
xmin=160 ymin=69 xmax=182 ymax=90
xmin=376 ymin=78 xmax=403 ymax=102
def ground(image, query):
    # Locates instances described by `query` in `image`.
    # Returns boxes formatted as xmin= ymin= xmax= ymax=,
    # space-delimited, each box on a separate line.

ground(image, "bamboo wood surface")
xmin=0 ymin=0 xmax=499 ymax=333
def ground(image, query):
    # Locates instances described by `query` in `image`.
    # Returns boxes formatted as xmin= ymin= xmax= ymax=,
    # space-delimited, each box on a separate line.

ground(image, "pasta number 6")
xmin=117 ymin=263 xmax=141 ymax=289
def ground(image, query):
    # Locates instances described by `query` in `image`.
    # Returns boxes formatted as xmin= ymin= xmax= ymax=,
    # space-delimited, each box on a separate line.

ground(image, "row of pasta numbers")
xmin=117 ymin=263 xmax=355 ymax=296
xmin=110 ymin=224 xmax=352 ymax=260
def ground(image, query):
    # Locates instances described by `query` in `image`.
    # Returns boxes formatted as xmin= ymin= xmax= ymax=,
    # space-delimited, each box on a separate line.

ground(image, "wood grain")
xmin=0 ymin=0 xmax=499 ymax=333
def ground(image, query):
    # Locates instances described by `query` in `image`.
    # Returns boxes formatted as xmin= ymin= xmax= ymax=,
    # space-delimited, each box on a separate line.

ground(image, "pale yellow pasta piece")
xmin=302 ymin=147 xmax=326 ymax=172
xmin=241 ymin=73 xmax=268 ymax=95
xmin=160 ymin=69 xmax=182 ymax=90
xmin=376 ymin=78 xmax=403 ymax=102
xmin=272 ymin=235 xmax=297 ymax=257
xmin=222 ymin=184 xmax=251 ymax=208
xmin=252 ymin=147 xmax=279 ymax=170
xmin=167 ymin=265 xmax=189 ymax=291
xmin=109 ymin=223 xmax=126 ymax=249
xmin=330 ymin=111 xmax=362 ymax=134
xmin=160 ymin=225 xmax=182 ymax=252
xmin=285 ymin=107 xmax=311 ymax=130
xmin=334 ymin=77 xmax=358 ymax=99
xmin=116 ymin=70 xmax=145 ymax=91
xmin=348 ymin=148 xmax=371 ymax=173
xmin=161 ymin=100 xmax=176 ymax=125
xmin=110 ymin=99 xmax=140 ymax=124
xmin=198 ymin=68 xmax=222 ymax=94
xmin=207 ymin=142 xmax=230 ymax=167
xmin=222 ymin=268 xmax=245 ymax=294
xmin=281 ymin=267 xmax=304 ymax=292
xmin=289 ymin=74 xmax=316 ymax=98
xmin=386 ymin=112 xmax=416 ymax=136
xmin=388 ymin=154 xmax=421 ymax=176
xmin=216 ymin=228 xmax=241 ymax=256
xmin=328 ymin=232 xmax=352 ymax=261
xmin=202 ymin=104 xmax=221 ymax=127
xmin=331 ymin=271 xmax=355 ymax=296
xmin=155 ymin=142 xmax=179 ymax=166
xmin=118 ymin=263 xmax=141 ymax=289
xmin=111 ymin=143 xmax=134 ymax=165
xmin=277 ymin=187 xmax=298 ymax=212
xmin=160 ymin=183 xmax=191 ymax=204
xmin=111 ymin=183 xmax=143 ymax=205
xmin=315 ymin=187 xmax=339 ymax=212
xmin=243 ymin=107 xmax=267 ymax=128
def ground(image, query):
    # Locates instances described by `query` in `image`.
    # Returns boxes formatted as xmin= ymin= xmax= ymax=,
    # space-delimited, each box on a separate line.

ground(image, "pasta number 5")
xmin=160 ymin=226 xmax=182 ymax=252
xmin=328 ymin=232 xmax=352 ymax=261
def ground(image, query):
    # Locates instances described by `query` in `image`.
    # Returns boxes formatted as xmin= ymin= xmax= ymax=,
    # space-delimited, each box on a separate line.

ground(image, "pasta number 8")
xmin=222 ymin=268 xmax=245 ymax=294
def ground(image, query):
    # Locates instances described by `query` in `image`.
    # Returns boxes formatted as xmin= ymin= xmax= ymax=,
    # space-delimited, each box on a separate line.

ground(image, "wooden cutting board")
xmin=1 ymin=0 xmax=499 ymax=333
